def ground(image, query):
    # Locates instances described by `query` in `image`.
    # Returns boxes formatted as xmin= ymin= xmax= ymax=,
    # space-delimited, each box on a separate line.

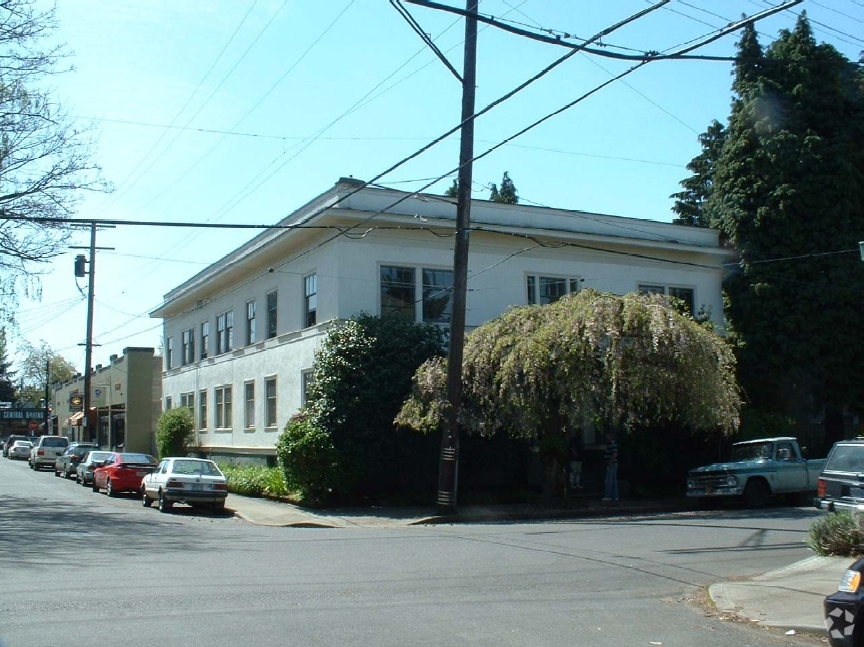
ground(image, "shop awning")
xmin=65 ymin=411 xmax=84 ymax=425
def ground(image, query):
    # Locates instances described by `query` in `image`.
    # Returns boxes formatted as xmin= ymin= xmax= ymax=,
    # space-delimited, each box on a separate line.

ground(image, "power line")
xmin=92 ymin=1 xmax=266 ymax=216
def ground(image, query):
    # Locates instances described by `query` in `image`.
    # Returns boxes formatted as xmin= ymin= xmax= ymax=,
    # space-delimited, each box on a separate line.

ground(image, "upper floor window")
xmin=381 ymin=265 xmax=415 ymax=321
xmin=200 ymin=321 xmax=209 ymax=360
xmin=638 ymin=284 xmax=695 ymax=314
xmin=181 ymin=328 xmax=195 ymax=366
xmin=216 ymin=311 xmax=234 ymax=354
xmin=422 ymin=268 xmax=453 ymax=324
xmin=527 ymin=275 xmax=579 ymax=306
xmin=304 ymin=274 xmax=317 ymax=328
xmin=165 ymin=337 xmax=174 ymax=370
xmin=246 ymin=300 xmax=257 ymax=345
xmin=165 ymin=396 xmax=173 ymax=411
xmin=266 ymin=291 xmax=278 ymax=339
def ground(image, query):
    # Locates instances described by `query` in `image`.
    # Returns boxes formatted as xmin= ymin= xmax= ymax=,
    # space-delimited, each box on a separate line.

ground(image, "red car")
xmin=92 ymin=452 xmax=158 ymax=497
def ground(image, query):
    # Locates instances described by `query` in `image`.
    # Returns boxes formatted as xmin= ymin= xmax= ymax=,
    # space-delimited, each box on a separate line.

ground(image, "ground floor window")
xmin=215 ymin=386 xmax=232 ymax=430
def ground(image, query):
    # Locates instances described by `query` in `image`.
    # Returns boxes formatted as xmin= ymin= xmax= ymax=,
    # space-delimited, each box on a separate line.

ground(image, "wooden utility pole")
xmin=83 ymin=223 xmax=97 ymax=442
xmin=437 ymin=0 xmax=478 ymax=515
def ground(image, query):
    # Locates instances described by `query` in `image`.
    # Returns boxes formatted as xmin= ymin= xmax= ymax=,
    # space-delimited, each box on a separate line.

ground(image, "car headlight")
xmin=725 ymin=476 xmax=737 ymax=487
xmin=687 ymin=479 xmax=695 ymax=489
xmin=839 ymin=570 xmax=861 ymax=593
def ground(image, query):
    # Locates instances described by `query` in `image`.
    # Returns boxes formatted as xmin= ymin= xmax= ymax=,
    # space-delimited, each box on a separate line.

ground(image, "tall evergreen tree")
xmin=705 ymin=16 xmax=864 ymax=447
xmin=489 ymin=171 xmax=519 ymax=204
xmin=670 ymin=120 xmax=726 ymax=227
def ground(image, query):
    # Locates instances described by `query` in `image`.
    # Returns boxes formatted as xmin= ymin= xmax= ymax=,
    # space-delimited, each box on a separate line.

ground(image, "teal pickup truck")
xmin=686 ymin=437 xmax=826 ymax=508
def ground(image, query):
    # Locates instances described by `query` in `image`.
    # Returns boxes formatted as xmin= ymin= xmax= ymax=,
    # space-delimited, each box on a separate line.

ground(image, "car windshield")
xmin=731 ymin=442 xmax=773 ymax=461
xmin=825 ymin=445 xmax=864 ymax=473
xmin=172 ymin=460 xmax=222 ymax=476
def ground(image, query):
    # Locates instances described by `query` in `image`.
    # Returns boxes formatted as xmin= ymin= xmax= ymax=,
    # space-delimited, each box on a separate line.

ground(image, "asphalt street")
xmin=0 ymin=456 xmax=828 ymax=647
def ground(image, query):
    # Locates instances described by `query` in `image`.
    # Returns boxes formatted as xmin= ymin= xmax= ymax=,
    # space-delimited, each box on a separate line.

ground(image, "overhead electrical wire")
xmin=34 ymin=1 xmax=806 ymax=350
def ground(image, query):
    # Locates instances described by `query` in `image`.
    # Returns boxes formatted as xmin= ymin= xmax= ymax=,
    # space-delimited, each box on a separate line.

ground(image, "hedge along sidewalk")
xmin=218 ymin=464 xmax=293 ymax=499
xmin=807 ymin=510 xmax=864 ymax=558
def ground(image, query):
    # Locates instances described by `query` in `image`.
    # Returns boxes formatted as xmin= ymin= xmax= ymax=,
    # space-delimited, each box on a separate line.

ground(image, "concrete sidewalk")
xmin=224 ymin=492 xmax=847 ymax=637
xmin=710 ymin=555 xmax=848 ymax=634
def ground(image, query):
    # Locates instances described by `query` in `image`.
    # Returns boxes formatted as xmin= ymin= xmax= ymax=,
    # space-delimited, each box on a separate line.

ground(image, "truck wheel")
xmin=744 ymin=480 xmax=769 ymax=509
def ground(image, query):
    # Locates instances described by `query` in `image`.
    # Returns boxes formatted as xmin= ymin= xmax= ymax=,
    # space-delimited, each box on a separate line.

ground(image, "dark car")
xmin=3 ymin=434 xmax=29 ymax=458
xmin=824 ymin=559 xmax=864 ymax=646
xmin=814 ymin=439 xmax=864 ymax=513
xmin=76 ymin=451 xmax=114 ymax=486
xmin=54 ymin=443 xmax=102 ymax=479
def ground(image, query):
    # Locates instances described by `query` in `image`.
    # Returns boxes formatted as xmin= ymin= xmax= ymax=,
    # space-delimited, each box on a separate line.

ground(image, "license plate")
xmin=137 ymin=471 xmax=148 ymax=476
xmin=850 ymin=487 xmax=864 ymax=498
xmin=192 ymin=484 xmax=203 ymax=491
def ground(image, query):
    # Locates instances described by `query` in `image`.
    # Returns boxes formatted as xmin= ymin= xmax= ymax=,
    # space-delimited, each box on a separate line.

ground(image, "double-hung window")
xmin=181 ymin=328 xmax=195 ymax=366
xmin=199 ymin=389 xmax=208 ymax=432
xmin=165 ymin=337 xmax=174 ymax=370
xmin=216 ymin=311 xmax=234 ymax=354
xmin=638 ymin=284 xmax=695 ymax=314
xmin=526 ymin=275 xmax=579 ymax=306
xmin=244 ymin=381 xmax=255 ymax=429
xmin=200 ymin=321 xmax=209 ymax=360
xmin=422 ymin=269 xmax=453 ymax=324
xmin=304 ymin=274 xmax=317 ymax=327
xmin=380 ymin=265 xmax=416 ymax=321
xmin=215 ymin=386 xmax=232 ymax=429
xmin=265 ymin=377 xmax=277 ymax=428
xmin=266 ymin=291 xmax=278 ymax=339
xmin=246 ymin=300 xmax=257 ymax=345
xmin=180 ymin=392 xmax=194 ymax=413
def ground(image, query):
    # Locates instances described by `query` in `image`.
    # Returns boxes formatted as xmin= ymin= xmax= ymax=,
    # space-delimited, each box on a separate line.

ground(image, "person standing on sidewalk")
xmin=603 ymin=431 xmax=619 ymax=502
xmin=567 ymin=429 xmax=584 ymax=490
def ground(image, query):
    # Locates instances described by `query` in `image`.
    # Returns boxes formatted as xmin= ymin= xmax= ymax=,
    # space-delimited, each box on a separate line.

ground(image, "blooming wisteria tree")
xmin=396 ymin=290 xmax=741 ymax=494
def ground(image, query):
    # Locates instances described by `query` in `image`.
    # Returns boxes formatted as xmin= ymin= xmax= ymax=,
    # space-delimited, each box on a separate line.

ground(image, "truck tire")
xmin=744 ymin=479 xmax=769 ymax=509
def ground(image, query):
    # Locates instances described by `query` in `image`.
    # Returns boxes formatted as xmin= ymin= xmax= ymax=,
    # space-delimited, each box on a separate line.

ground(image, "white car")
xmin=29 ymin=435 xmax=70 ymax=470
xmin=141 ymin=457 xmax=228 ymax=514
xmin=9 ymin=440 xmax=32 ymax=460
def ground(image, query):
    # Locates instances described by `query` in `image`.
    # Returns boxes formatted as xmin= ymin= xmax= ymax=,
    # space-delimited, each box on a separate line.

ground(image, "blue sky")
xmin=11 ymin=0 xmax=863 ymax=373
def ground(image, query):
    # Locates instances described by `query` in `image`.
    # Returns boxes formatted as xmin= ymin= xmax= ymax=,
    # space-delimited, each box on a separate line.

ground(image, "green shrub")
xmin=156 ymin=408 xmax=194 ymax=458
xmin=807 ymin=511 xmax=864 ymax=556
xmin=275 ymin=412 xmax=342 ymax=505
xmin=218 ymin=464 xmax=290 ymax=498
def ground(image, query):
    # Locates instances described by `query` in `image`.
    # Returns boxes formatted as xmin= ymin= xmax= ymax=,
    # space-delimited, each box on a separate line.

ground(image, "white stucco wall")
xmin=156 ymin=181 xmax=732 ymax=457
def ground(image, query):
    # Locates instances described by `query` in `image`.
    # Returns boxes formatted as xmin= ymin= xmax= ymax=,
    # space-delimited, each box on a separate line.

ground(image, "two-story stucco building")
xmin=151 ymin=178 xmax=734 ymax=464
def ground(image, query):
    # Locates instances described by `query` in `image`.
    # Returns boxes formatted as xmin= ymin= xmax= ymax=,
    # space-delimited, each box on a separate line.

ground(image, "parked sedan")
xmin=141 ymin=457 xmax=228 ymax=513
xmin=92 ymin=452 xmax=157 ymax=496
xmin=824 ymin=559 xmax=864 ymax=646
xmin=9 ymin=440 xmax=32 ymax=460
xmin=76 ymin=451 xmax=113 ymax=486
xmin=3 ymin=434 xmax=29 ymax=458
xmin=54 ymin=443 xmax=101 ymax=478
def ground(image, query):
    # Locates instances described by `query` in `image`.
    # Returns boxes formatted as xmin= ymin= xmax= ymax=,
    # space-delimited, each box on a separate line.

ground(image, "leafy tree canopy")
xmin=0 ymin=0 xmax=108 ymax=321
xmin=277 ymin=314 xmax=445 ymax=500
xmin=397 ymin=289 xmax=740 ymax=440
xmin=15 ymin=341 xmax=76 ymax=406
